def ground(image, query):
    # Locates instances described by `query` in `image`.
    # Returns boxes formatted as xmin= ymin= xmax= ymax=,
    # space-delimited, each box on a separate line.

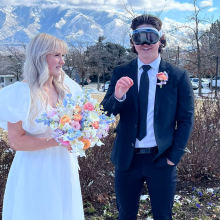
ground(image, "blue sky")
xmin=160 ymin=0 xmax=219 ymax=23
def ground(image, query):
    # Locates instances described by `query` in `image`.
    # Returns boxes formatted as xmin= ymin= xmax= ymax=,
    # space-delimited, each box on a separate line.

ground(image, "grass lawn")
xmin=91 ymin=93 xmax=105 ymax=103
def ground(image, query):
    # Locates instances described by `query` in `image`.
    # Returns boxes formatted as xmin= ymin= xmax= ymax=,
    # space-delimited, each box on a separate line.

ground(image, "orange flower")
xmin=74 ymin=114 xmax=82 ymax=121
xmin=82 ymin=139 xmax=91 ymax=150
xmin=156 ymin=73 xmax=168 ymax=81
xmin=60 ymin=115 xmax=71 ymax=125
xmin=92 ymin=121 xmax=99 ymax=129
xmin=75 ymin=106 xmax=81 ymax=113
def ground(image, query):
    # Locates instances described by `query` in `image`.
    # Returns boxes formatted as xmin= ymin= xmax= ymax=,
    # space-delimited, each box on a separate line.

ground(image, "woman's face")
xmin=46 ymin=52 xmax=65 ymax=76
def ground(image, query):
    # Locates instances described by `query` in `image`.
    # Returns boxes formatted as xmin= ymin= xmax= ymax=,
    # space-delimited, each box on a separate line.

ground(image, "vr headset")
xmin=131 ymin=27 xmax=163 ymax=45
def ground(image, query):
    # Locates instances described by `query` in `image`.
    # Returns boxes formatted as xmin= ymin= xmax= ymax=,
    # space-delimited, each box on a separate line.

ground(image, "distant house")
xmin=0 ymin=74 xmax=17 ymax=88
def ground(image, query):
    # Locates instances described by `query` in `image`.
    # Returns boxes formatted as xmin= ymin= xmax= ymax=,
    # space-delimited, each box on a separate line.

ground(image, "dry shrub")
xmin=0 ymin=140 xmax=15 ymax=219
xmin=78 ymin=124 xmax=116 ymax=201
xmin=0 ymin=124 xmax=117 ymax=211
xmin=178 ymin=98 xmax=220 ymax=181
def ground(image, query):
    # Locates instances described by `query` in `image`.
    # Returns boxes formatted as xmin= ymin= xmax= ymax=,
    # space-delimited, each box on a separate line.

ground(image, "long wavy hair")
xmin=23 ymin=33 xmax=70 ymax=122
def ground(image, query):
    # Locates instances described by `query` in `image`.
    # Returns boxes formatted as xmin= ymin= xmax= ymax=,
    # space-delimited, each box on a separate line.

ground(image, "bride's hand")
xmin=60 ymin=143 xmax=72 ymax=152
xmin=51 ymin=138 xmax=72 ymax=152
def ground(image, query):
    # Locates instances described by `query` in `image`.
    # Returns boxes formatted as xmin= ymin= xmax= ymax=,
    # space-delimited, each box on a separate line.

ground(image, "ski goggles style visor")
xmin=132 ymin=27 xmax=163 ymax=45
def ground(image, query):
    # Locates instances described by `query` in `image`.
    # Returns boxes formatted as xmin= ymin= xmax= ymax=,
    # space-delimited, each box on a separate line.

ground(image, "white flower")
xmin=58 ymin=108 xmax=66 ymax=117
xmin=185 ymin=199 xmax=191 ymax=204
xmin=140 ymin=195 xmax=150 ymax=200
xmin=90 ymin=139 xmax=97 ymax=147
xmin=89 ymin=137 xmax=104 ymax=147
xmin=66 ymin=110 xmax=73 ymax=117
xmin=70 ymin=139 xmax=84 ymax=149
xmin=99 ymin=123 xmax=108 ymax=130
xmin=63 ymin=123 xmax=73 ymax=131
xmin=89 ymin=98 xmax=97 ymax=106
xmin=174 ymin=195 xmax=181 ymax=201
xmin=207 ymin=188 xmax=214 ymax=194
xmin=70 ymin=146 xmax=86 ymax=157
xmin=50 ymin=122 xmax=59 ymax=130
xmin=88 ymin=111 xmax=100 ymax=122
xmin=97 ymin=139 xmax=104 ymax=146
xmin=51 ymin=115 xmax=60 ymax=122
xmin=61 ymin=134 xmax=69 ymax=141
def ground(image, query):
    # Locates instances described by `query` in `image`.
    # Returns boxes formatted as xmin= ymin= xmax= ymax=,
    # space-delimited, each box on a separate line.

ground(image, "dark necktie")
xmin=137 ymin=65 xmax=151 ymax=141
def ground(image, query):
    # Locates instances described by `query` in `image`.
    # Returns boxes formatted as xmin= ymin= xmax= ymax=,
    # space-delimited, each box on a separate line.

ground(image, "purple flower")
xmin=199 ymin=192 xmax=203 ymax=196
xmin=52 ymin=129 xmax=64 ymax=137
xmin=47 ymin=109 xmax=56 ymax=118
xmin=196 ymin=203 xmax=200 ymax=208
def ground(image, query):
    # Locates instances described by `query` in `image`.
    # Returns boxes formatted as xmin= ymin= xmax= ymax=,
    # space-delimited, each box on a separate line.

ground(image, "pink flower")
xmin=84 ymin=102 xmax=94 ymax=111
xmin=60 ymin=139 xmax=69 ymax=146
xmin=70 ymin=121 xmax=81 ymax=130
xmin=47 ymin=109 xmax=56 ymax=118
xmin=105 ymin=124 xmax=109 ymax=131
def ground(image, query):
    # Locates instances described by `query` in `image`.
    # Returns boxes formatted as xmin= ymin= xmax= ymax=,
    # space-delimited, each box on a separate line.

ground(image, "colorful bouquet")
xmin=36 ymin=89 xmax=115 ymax=156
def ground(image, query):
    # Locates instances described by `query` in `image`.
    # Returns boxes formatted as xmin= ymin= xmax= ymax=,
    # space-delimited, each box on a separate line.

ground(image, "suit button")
xmin=132 ymin=143 xmax=134 ymax=147
xmin=112 ymin=104 xmax=115 ymax=109
xmin=134 ymin=124 xmax=137 ymax=129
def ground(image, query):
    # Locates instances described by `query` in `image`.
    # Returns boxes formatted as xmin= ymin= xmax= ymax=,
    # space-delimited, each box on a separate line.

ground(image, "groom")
xmin=101 ymin=14 xmax=194 ymax=220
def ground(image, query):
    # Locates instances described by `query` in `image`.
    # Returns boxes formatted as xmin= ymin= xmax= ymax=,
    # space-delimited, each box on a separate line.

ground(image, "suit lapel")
xmin=154 ymin=59 xmax=170 ymax=117
xmin=127 ymin=59 xmax=138 ymax=114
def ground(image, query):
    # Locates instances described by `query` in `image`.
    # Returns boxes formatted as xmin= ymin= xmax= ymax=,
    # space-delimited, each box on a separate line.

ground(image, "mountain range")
xmin=0 ymin=5 xmax=132 ymax=47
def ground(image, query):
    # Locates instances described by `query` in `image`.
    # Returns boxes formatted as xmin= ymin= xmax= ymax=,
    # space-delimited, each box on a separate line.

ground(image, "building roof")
xmin=0 ymin=74 xmax=16 ymax=78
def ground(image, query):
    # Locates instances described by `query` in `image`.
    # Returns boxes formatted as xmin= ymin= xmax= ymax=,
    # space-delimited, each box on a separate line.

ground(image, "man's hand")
xmin=167 ymin=158 xmax=175 ymax=165
xmin=115 ymin=77 xmax=134 ymax=100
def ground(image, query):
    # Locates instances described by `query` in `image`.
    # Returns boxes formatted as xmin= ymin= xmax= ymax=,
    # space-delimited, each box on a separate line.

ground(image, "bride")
xmin=0 ymin=33 xmax=85 ymax=220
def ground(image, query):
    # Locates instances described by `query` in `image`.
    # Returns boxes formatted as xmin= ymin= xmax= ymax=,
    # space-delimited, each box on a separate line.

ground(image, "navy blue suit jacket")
xmin=101 ymin=58 xmax=194 ymax=171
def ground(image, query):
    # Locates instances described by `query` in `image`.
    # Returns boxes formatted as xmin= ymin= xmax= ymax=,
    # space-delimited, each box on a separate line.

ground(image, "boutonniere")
xmin=156 ymin=71 xmax=168 ymax=88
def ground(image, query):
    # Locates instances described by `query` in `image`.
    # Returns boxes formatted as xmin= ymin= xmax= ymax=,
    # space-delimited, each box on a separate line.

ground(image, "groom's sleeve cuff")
xmin=167 ymin=146 xmax=186 ymax=165
xmin=114 ymin=94 xmax=126 ymax=102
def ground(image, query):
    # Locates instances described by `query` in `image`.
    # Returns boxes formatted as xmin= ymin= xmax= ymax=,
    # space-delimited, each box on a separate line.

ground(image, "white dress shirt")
xmin=135 ymin=55 xmax=161 ymax=148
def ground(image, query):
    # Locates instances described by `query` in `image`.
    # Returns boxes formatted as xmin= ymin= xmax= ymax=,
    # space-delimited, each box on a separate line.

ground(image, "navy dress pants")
xmin=115 ymin=153 xmax=177 ymax=220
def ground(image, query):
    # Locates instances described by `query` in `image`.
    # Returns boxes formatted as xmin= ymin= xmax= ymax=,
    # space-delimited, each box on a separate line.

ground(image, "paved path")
xmin=84 ymin=83 xmax=220 ymax=99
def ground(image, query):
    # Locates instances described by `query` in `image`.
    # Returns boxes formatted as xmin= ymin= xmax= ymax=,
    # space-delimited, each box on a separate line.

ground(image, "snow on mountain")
xmin=0 ymin=5 xmax=131 ymax=46
xmin=104 ymin=18 xmax=130 ymax=45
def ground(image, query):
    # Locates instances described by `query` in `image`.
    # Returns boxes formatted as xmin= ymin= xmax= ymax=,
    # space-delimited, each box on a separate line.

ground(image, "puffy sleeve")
xmin=0 ymin=82 xmax=30 ymax=131
xmin=63 ymin=74 xmax=82 ymax=95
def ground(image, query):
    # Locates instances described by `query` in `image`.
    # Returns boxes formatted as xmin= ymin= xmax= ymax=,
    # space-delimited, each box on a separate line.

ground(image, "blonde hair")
xmin=23 ymin=33 xmax=70 ymax=121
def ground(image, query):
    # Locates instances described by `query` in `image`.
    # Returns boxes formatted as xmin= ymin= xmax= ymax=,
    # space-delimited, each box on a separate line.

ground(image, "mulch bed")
xmin=84 ymin=177 xmax=220 ymax=220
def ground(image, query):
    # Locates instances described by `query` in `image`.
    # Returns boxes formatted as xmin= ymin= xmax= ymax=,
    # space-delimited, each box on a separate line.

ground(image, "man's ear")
xmin=159 ymin=34 xmax=166 ymax=46
xmin=159 ymin=40 xmax=162 ymax=46
xmin=130 ymin=38 xmax=134 ymax=47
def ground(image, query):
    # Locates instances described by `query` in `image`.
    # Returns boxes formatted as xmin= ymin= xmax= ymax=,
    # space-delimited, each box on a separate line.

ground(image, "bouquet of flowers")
xmin=36 ymin=89 xmax=115 ymax=157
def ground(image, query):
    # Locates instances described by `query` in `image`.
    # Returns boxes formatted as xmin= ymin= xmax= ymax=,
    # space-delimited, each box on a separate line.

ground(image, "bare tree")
xmin=119 ymin=0 xmax=138 ymax=19
xmin=171 ymin=0 xmax=212 ymax=96
xmin=68 ymin=42 xmax=90 ymax=87
xmin=63 ymin=52 xmax=76 ymax=79
xmin=5 ymin=43 xmax=26 ymax=81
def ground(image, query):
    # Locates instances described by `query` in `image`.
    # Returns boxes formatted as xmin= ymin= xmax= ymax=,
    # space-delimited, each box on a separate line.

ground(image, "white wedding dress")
xmin=0 ymin=75 xmax=85 ymax=220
